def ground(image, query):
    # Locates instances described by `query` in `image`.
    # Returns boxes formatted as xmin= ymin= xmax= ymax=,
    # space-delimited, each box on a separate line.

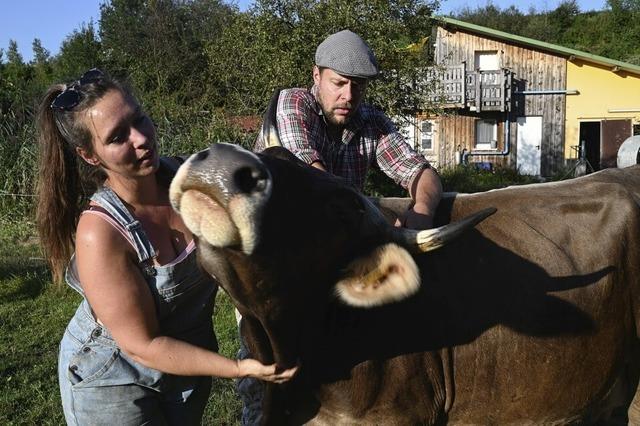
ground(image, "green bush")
xmin=440 ymin=164 xmax=542 ymax=193
xmin=153 ymin=110 xmax=257 ymax=157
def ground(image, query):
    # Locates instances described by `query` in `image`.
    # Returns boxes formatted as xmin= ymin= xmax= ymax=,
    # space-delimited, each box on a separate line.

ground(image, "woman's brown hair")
xmin=36 ymin=72 xmax=129 ymax=284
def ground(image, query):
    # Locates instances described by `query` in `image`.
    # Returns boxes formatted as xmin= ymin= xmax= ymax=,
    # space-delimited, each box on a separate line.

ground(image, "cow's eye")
xmin=323 ymin=191 xmax=364 ymax=230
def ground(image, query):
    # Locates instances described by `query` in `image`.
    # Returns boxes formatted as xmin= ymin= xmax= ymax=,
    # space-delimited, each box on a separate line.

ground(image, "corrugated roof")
xmin=435 ymin=16 xmax=640 ymax=75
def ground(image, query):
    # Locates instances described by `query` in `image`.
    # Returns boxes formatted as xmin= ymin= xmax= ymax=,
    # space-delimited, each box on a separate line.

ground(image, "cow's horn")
xmin=396 ymin=207 xmax=496 ymax=252
xmin=260 ymin=89 xmax=282 ymax=148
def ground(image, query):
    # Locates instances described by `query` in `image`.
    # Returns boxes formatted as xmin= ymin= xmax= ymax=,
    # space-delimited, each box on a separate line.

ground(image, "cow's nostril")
xmin=234 ymin=166 xmax=268 ymax=194
xmin=195 ymin=149 xmax=209 ymax=162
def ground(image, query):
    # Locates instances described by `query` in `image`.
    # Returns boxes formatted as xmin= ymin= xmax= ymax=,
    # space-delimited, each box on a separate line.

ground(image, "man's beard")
xmin=318 ymin=93 xmax=353 ymax=127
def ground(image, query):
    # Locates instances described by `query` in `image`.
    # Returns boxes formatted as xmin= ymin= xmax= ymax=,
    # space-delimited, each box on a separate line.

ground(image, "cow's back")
xmin=437 ymin=166 xmax=640 ymax=424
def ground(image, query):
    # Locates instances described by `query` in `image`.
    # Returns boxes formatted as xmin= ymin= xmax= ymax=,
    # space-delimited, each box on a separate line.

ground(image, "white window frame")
xmin=474 ymin=50 xmax=499 ymax=71
xmin=419 ymin=120 xmax=435 ymax=152
xmin=475 ymin=119 xmax=498 ymax=150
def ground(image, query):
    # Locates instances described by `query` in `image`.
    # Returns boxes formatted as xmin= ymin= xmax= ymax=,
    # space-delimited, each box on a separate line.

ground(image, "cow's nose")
xmin=234 ymin=166 xmax=268 ymax=194
xmin=192 ymin=142 xmax=270 ymax=196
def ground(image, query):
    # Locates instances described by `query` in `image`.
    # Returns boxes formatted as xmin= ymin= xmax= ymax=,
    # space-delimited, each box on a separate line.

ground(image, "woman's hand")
xmin=237 ymin=358 xmax=299 ymax=384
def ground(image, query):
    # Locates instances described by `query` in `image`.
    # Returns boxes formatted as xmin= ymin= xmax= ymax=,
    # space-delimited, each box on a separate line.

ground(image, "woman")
xmin=36 ymin=69 xmax=296 ymax=425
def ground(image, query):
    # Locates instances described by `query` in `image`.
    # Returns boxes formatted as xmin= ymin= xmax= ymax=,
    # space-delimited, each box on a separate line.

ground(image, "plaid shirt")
xmin=254 ymin=86 xmax=430 ymax=191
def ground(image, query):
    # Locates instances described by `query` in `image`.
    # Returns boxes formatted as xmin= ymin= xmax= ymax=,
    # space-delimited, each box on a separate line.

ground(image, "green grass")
xmin=0 ymin=219 xmax=242 ymax=425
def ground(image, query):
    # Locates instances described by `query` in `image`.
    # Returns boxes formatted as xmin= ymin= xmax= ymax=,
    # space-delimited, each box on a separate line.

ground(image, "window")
xmin=475 ymin=119 xmax=497 ymax=150
xmin=420 ymin=120 xmax=434 ymax=151
xmin=474 ymin=50 xmax=499 ymax=71
xmin=634 ymin=124 xmax=640 ymax=136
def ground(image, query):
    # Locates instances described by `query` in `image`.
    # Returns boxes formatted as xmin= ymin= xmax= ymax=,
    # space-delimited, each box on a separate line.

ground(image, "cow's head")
xmin=169 ymin=143 xmax=493 ymax=368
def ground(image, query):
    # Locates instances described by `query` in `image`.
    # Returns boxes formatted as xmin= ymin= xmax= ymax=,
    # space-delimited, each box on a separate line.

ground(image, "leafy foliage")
xmin=2 ymin=0 xmax=635 ymax=215
xmin=54 ymin=22 xmax=103 ymax=81
xmin=440 ymin=164 xmax=541 ymax=193
xmin=0 ymin=0 xmax=443 ymax=216
xmin=205 ymin=0 xmax=439 ymax=116
xmin=455 ymin=0 xmax=640 ymax=65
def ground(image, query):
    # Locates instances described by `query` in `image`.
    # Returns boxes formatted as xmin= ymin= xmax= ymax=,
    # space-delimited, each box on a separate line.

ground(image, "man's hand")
xmin=394 ymin=201 xmax=434 ymax=229
xmin=397 ymin=167 xmax=442 ymax=229
xmin=310 ymin=160 xmax=327 ymax=171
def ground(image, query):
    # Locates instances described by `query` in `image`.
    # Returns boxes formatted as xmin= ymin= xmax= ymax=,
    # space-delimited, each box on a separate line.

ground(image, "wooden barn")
xmin=404 ymin=17 xmax=640 ymax=176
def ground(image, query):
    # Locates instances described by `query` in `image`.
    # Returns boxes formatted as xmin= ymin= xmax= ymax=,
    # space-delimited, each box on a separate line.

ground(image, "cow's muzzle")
xmin=169 ymin=143 xmax=272 ymax=254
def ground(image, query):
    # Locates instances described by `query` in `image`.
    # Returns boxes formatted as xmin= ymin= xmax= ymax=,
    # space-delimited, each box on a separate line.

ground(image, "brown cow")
xmin=170 ymin=142 xmax=640 ymax=425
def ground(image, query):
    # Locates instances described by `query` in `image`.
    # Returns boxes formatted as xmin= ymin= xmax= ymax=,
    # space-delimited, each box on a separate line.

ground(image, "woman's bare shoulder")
xmin=76 ymin=209 xmax=136 ymax=259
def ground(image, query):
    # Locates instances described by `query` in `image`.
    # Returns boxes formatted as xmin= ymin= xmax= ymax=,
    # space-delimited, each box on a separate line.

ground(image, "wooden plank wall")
xmin=421 ymin=113 xmax=508 ymax=169
xmin=434 ymin=26 xmax=567 ymax=176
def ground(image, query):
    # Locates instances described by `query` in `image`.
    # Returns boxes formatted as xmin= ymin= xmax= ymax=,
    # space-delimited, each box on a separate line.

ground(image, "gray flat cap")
xmin=315 ymin=30 xmax=379 ymax=79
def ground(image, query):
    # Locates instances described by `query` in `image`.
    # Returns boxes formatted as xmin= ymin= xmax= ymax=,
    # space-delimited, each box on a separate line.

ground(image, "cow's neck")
xmin=285 ymin=302 xmax=455 ymax=424
xmin=294 ymin=347 xmax=452 ymax=424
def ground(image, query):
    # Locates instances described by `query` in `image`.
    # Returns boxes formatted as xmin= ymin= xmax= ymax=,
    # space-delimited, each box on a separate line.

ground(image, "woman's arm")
xmin=75 ymin=214 xmax=296 ymax=382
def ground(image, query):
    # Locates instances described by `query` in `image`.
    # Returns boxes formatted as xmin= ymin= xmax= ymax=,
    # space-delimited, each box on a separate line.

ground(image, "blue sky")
xmin=1 ymin=0 xmax=607 ymax=63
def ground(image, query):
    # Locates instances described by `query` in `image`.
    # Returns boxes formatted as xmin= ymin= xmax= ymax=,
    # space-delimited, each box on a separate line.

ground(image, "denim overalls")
xmin=58 ymin=183 xmax=218 ymax=425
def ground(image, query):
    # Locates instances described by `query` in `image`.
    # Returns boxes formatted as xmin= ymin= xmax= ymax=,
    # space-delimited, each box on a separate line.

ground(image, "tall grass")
xmin=0 ymin=108 xmax=259 ymax=222
xmin=0 ymin=111 xmax=38 ymax=220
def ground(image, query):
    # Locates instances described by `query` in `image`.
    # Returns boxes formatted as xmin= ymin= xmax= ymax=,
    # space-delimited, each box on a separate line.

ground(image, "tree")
xmin=205 ymin=0 xmax=440 ymax=117
xmin=29 ymin=38 xmax=54 ymax=98
xmin=549 ymin=0 xmax=580 ymax=43
xmin=31 ymin=39 xmax=50 ymax=65
xmin=7 ymin=40 xmax=23 ymax=65
xmin=1 ymin=39 xmax=33 ymax=119
xmin=452 ymin=1 xmax=640 ymax=65
xmin=55 ymin=21 xmax=102 ymax=81
xmin=99 ymin=0 xmax=235 ymax=120
xmin=458 ymin=3 xmax=527 ymax=36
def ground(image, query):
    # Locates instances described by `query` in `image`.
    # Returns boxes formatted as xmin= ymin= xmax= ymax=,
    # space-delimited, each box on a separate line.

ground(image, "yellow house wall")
xmin=565 ymin=60 xmax=640 ymax=159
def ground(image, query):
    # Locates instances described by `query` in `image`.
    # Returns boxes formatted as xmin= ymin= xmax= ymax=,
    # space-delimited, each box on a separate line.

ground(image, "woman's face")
xmin=80 ymin=89 xmax=159 ymax=180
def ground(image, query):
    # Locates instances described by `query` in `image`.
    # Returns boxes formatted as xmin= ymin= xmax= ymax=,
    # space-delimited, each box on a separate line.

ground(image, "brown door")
xmin=601 ymin=119 xmax=632 ymax=169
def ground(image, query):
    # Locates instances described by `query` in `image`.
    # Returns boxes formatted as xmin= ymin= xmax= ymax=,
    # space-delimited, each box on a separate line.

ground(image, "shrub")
xmin=440 ymin=164 xmax=541 ymax=193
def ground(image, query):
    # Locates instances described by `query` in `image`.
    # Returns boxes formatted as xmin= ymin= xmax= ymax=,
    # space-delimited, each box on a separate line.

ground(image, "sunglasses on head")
xmin=50 ymin=68 xmax=105 ymax=111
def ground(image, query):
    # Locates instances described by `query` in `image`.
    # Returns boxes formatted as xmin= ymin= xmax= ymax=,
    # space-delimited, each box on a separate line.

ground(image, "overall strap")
xmin=90 ymin=186 xmax=157 ymax=276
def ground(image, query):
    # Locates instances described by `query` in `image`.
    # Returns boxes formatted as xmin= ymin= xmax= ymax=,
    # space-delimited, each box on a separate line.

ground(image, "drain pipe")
xmin=462 ymin=114 xmax=511 ymax=164
xmin=513 ymin=89 xmax=579 ymax=95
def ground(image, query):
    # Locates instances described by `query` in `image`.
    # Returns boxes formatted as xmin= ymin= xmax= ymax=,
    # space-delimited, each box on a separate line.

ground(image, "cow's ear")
xmin=335 ymin=243 xmax=420 ymax=307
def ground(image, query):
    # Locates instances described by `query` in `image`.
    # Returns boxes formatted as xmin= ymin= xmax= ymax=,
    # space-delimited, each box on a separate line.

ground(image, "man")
xmin=239 ymin=29 xmax=443 ymax=425
xmin=255 ymin=29 xmax=442 ymax=229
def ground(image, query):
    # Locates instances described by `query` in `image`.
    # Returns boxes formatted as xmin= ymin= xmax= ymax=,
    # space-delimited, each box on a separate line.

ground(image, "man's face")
xmin=313 ymin=66 xmax=368 ymax=127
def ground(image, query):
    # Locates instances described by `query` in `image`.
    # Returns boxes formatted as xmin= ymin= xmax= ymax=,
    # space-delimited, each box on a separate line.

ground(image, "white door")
xmin=516 ymin=116 xmax=542 ymax=176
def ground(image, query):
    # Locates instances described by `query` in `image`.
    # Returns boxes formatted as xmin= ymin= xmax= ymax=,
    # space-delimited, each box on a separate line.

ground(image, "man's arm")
xmin=372 ymin=113 xmax=442 ymax=229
